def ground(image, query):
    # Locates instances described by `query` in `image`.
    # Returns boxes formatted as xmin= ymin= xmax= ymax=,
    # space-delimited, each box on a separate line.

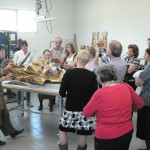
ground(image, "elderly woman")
xmin=135 ymin=48 xmax=150 ymax=150
xmin=59 ymin=50 xmax=98 ymax=150
xmin=83 ymin=64 xmax=144 ymax=150
xmin=124 ymin=44 xmax=140 ymax=90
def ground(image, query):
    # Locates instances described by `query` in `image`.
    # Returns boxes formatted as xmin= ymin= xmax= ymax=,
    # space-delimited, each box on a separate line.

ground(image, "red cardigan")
xmin=83 ymin=84 xmax=144 ymax=139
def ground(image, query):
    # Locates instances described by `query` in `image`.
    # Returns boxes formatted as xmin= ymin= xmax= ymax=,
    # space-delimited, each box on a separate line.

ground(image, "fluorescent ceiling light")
xmin=35 ymin=16 xmax=55 ymax=23
xmin=35 ymin=16 xmax=45 ymax=20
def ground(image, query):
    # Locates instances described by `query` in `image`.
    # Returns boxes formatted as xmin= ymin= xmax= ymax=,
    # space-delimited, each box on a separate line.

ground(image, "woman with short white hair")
xmin=59 ymin=50 xmax=98 ymax=150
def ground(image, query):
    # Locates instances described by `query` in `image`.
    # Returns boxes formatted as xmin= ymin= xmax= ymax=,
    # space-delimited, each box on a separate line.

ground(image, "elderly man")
xmin=50 ymin=37 xmax=66 ymax=67
xmin=95 ymin=39 xmax=109 ymax=65
xmin=0 ymin=45 xmax=24 ymax=146
xmin=95 ymin=39 xmax=106 ymax=53
xmin=107 ymin=40 xmax=127 ymax=83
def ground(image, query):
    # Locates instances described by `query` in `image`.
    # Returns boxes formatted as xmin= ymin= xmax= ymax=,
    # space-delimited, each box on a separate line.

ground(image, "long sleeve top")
xmin=139 ymin=63 xmax=150 ymax=105
xmin=109 ymin=57 xmax=127 ymax=83
xmin=83 ymin=84 xmax=144 ymax=139
xmin=59 ymin=68 xmax=98 ymax=111
xmin=85 ymin=57 xmax=98 ymax=72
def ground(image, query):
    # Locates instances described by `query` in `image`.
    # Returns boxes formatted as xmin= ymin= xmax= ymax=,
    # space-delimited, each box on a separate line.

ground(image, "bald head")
xmin=97 ymin=39 xmax=104 ymax=47
xmin=55 ymin=37 xmax=62 ymax=48
xmin=109 ymin=40 xmax=122 ymax=57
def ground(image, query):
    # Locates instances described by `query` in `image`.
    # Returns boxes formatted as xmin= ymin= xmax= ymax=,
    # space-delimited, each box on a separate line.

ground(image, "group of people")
xmin=58 ymin=38 xmax=150 ymax=150
xmin=1 ymin=36 xmax=150 ymax=150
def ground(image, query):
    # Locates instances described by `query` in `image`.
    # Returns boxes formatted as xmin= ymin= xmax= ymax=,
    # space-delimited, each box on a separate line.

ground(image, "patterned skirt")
xmin=59 ymin=110 xmax=96 ymax=135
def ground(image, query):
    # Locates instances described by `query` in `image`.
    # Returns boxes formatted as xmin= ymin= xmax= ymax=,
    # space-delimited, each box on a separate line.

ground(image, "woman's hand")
xmin=95 ymin=50 xmax=100 ymax=60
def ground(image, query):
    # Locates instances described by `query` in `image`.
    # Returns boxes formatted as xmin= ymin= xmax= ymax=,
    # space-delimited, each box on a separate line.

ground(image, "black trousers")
xmin=17 ymin=91 xmax=30 ymax=103
xmin=94 ymin=130 xmax=133 ymax=150
xmin=0 ymin=107 xmax=15 ymax=136
xmin=136 ymin=106 xmax=150 ymax=140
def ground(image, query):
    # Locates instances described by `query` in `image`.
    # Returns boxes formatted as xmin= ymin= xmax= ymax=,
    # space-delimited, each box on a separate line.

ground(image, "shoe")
xmin=77 ymin=144 xmax=87 ymax=150
xmin=49 ymin=107 xmax=53 ymax=112
xmin=139 ymin=149 xmax=148 ymax=150
xmin=38 ymin=105 xmax=43 ymax=111
xmin=0 ymin=140 xmax=6 ymax=146
xmin=10 ymin=129 xmax=24 ymax=138
xmin=27 ymin=102 xmax=33 ymax=107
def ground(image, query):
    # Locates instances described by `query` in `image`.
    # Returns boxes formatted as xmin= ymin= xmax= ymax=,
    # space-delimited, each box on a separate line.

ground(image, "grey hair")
xmin=109 ymin=40 xmax=122 ymax=57
xmin=97 ymin=64 xmax=118 ymax=83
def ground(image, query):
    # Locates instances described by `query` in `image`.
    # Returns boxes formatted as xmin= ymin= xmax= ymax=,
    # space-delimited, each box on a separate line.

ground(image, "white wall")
xmin=1 ymin=0 xmax=149 ymax=58
xmin=0 ymin=0 xmax=75 ymax=60
xmin=75 ymin=0 xmax=150 ymax=57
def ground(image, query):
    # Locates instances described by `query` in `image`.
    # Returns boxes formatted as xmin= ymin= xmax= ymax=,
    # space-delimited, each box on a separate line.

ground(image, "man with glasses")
xmin=95 ymin=39 xmax=109 ymax=65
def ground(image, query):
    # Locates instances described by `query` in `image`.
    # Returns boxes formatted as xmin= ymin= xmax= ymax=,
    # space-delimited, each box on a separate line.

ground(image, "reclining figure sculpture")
xmin=2 ymin=58 xmax=65 ymax=85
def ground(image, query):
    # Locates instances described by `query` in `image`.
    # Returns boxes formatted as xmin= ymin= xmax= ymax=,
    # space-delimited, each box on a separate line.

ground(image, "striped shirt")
xmin=139 ymin=63 xmax=150 ymax=106
xmin=124 ymin=56 xmax=140 ymax=70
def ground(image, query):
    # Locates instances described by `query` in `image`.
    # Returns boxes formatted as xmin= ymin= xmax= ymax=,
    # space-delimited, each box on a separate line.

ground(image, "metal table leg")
xmin=58 ymin=95 xmax=62 ymax=120
xmin=21 ymin=91 xmax=24 ymax=117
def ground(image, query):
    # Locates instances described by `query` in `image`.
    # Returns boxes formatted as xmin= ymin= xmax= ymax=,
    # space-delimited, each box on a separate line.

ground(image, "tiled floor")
xmin=0 ymin=93 xmax=146 ymax=150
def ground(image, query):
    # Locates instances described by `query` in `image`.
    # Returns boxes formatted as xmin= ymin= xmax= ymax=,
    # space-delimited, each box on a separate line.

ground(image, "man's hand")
xmin=56 ymin=58 xmax=64 ymax=63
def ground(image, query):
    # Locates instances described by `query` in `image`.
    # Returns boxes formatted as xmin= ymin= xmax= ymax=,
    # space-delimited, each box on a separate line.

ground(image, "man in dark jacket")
xmin=0 ymin=45 xmax=24 ymax=146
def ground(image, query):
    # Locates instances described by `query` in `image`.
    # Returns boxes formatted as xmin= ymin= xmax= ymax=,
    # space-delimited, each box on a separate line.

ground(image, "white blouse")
xmin=13 ymin=50 xmax=33 ymax=65
xmin=66 ymin=53 xmax=76 ymax=65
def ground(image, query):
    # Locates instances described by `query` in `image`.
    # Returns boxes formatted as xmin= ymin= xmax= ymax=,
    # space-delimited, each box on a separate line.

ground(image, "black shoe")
xmin=10 ymin=129 xmax=24 ymax=138
xmin=0 ymin=140 xmax=6 ymax=146
xmin=49 ymin=107 xmax=53 ymax=112
xmin=38 ymin=105 xmax=43 ymax=111
xmin=139 ymin=149 xmax=148 ymax=150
